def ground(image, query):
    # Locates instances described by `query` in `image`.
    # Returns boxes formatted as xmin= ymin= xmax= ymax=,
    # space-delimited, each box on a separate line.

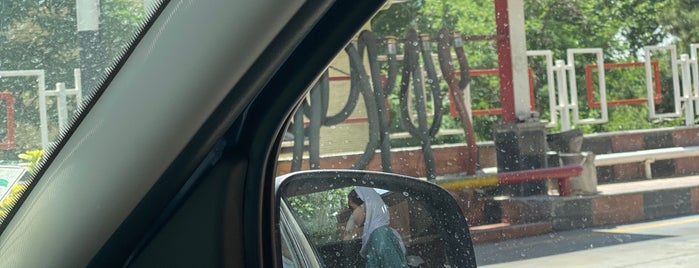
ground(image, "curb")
xmin=468 ymin=183 xmax=699 ymax=244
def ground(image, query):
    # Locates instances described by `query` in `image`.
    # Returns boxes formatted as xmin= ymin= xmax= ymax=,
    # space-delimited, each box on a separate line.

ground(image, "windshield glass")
xmin=0 ymin=0 xmax=159 ymax=224
xmin=277 ymin=0 xmax=699 ymax=267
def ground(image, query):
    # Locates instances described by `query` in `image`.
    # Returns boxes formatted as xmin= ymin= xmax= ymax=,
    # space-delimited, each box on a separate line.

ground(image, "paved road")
xmin=475 ymin=214 xmax=699 ymax=267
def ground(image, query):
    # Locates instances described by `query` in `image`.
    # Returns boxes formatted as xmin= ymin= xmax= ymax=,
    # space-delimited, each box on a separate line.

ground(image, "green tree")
xmin=526 ymin=0 xmax=668 ymax=59
xmin=371 ymin=0 xmax=686 ymax=141
xmin=659 ymin=0 xmax=699 ymax=54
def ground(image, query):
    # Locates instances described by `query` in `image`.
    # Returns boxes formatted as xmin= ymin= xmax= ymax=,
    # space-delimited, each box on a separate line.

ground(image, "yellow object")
xmin=436 ymin=175 xmax=499 ymax=190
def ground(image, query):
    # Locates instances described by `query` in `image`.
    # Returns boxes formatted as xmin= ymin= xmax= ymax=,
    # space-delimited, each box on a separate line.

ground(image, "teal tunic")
xmin=364 ymin=225 xmax=408 ymax=268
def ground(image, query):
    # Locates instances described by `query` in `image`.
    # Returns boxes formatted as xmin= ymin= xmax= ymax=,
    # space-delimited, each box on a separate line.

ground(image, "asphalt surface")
xmin=475 ymin=214 xmax=699 ymax=267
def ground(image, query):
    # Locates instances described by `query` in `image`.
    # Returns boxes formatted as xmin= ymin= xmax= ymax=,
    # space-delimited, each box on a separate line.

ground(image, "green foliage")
xmin=659 ymin=0 xmax=699 ymax=54
xmin=287 ymin=187 xmax=353 ymax=244
xmin=18 ymin=149 xmax=44 ymax=174
xmin=372 ymin=0 xmax=693 ymax=144
xmin=602 ymin=106 xmax=653 ymax=131
xmin=372 ymin=1 xmax=421 ymax=37
xmin=0 ymin=183 xmax=28 ymax=221
xmin=526 ymin=0 xmax=668 ymax=59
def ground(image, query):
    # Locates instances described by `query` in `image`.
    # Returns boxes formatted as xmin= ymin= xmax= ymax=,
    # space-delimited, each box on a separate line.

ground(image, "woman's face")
xmin=348 ymin=198 xmax=359 ymax=210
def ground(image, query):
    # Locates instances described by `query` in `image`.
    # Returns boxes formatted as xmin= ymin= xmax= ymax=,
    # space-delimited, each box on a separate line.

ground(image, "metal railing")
xmin=0 ymin=69 xmax=82 ymax=150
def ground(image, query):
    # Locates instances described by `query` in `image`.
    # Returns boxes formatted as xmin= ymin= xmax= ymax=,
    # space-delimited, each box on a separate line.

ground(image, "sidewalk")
xmin=468 ymin=175 xmax=699 ymax=244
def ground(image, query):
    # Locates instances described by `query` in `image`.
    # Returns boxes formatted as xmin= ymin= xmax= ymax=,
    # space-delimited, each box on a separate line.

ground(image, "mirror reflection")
xmin=283 ymin=184 xmax=447 ymax=267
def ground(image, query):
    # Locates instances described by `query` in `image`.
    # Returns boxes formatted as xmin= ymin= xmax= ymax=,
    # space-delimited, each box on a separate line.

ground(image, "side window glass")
xmin=278 ymin=1 xmax=699 ymax=267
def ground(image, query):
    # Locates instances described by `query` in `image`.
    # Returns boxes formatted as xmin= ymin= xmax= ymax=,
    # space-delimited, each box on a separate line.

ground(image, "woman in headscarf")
xmin=345 ymin=187 xmax=407 ymax=268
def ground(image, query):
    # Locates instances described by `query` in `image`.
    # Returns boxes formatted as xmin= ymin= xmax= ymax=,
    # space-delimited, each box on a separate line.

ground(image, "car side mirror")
xmin=276 ymin=170 xmax=477 ymax=268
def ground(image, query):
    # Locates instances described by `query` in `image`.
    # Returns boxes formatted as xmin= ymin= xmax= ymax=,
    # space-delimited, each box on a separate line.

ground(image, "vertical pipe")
xmin=376 ymin=48 xmax=393 ymax=173
xmin=308 ymin=85 xmax=322 ymax=169
xmin=413 ymin=36 xmax=436 ymax=180
xmin=454 ymin=32 xmax=474 ymax=125
xmin=400 ymin=30 xmax=438 ymax=180
xmin=453 ymin=31 xmax=478 ymax=175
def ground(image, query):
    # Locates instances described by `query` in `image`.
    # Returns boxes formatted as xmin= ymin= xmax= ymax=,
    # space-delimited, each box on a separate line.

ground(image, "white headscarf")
xmin=354 ymin=187 xmax=405 ymax=255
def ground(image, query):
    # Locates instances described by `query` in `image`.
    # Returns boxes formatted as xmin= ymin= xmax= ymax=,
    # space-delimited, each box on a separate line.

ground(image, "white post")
xmin=680 ymin=54 xmax=694 ymax=126
xmin=567 ymin=48 xmax=608 ymax=125
xmin=691 ymin=44 xmax=699 ymax=116
xmin=671 ymin=47 xmax=682 ymax=117
xmin=508 ymin=0 xmax=531 ymax=119
xmin=76 ymin=0 xmax=100 ymax=32
xmin=645 ymin=46 xmax=681 ymax=119
xmin=555 ymin=60 xmax=571 ymax=131
xmin=56 ymin=83 xmax=69 ymax=131
xmin=36 ymin=71 xmax=49 ymax=150
xmin=527 ymin=50 xmax=556 ymax=127
xmin=74 ymin=69 xmax=83 ymax=105
xmin=76 ymin=0 xmax=102 ymax=93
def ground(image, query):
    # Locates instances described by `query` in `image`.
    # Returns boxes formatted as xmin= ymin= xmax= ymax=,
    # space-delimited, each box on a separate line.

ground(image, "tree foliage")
xmin=659 ymin=0 xmax=699 ymax=54
xmin=371 ymin=0 xmax=698 ymax=140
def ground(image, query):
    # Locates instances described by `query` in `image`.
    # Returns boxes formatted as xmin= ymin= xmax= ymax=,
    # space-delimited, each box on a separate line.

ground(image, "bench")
xmin=595 ymin=146 xmax=699 ymax=179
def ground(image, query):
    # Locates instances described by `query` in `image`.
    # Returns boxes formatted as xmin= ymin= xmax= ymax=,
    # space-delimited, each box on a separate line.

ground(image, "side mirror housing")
xmin=276 ymin=170 xmax=477 ymax=267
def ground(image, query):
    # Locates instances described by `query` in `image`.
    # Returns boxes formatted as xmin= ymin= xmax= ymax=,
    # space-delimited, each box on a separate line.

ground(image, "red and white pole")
xmin=495 ymin=0 xmax=530 ymax=123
